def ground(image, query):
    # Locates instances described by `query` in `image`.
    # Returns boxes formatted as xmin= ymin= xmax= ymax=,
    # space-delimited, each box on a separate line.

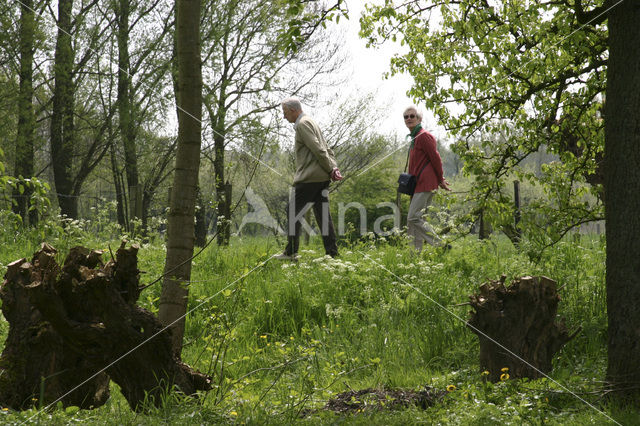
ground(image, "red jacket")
xmin=408 ymin=129 xmax=444 ymax=193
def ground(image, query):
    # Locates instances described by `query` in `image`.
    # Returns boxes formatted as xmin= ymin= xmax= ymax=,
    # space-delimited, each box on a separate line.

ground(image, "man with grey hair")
xmin=402 ymin=104 xmax=451 ymax=251
xmin=276 ymin=97 xmax=343 ymax=260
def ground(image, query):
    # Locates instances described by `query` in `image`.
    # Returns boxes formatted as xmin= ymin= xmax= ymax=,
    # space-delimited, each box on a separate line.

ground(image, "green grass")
xmin=0 ymin=220 xmax=636 ymax=425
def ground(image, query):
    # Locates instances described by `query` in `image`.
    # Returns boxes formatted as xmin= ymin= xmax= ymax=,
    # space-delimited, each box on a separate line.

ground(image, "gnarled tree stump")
xmin=0 ymin=243 xmax=110 ymax=410
xmin=467 ymin=275 xmax=575 ymax=382
xmin=0 ymin=242 xmax=211 ymax=411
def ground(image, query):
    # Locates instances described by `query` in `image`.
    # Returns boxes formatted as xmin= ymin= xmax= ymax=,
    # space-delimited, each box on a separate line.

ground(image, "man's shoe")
xmin=274 ymin=253 xmax=298 ymax=261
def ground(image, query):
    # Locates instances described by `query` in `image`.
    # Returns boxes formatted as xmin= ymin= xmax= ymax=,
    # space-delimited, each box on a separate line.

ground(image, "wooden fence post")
xmin=513 ymin=180 xmax=521 ymax=244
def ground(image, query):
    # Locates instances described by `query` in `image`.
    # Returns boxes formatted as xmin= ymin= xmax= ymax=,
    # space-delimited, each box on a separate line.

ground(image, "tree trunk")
xmin=467 ymin=275 xmax=573 ymax=382
xmin=140 ymin=139 xmax=178 ymax=237
xmin=116 ymin=0 xmax=140 ymax=234
xmin=218 ymin=181 xmax=232 ymax=244
xmin=213 ymin=122 xmax=231 ymax=246
xmin=604 ymin=0 xmax=640 ymax=404
xmin=158 ymin=0 xmax=202 ymax=356
xmin=12 ymin=0 xmax=37 ymax=226
xmin=141 ymin=184 xmax=151 ymax=237
xmin=478 ymin=210 xmax=489 ymax=240
xmin=110 ymin=137 xmax=127 ymax=228
xmin=194 ymin=187 xmax=207 ymax=247
xmin=50 ymin=0 xmax=77 ymax=219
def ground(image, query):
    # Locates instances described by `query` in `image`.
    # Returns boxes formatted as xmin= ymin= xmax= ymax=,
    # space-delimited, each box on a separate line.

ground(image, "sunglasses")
xmin=403 ymin=114 xmax=416 ymax=119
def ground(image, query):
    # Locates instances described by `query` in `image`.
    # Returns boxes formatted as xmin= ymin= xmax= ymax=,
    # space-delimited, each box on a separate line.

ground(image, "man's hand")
xmin=330 ymin=168 xmax=343 ymax=181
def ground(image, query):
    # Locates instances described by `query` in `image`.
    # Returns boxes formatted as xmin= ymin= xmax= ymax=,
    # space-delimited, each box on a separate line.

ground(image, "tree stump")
xmin=0 ymin=242 xmax=211 ymax=411
xmin=467 ymin=275 xmax=574 ymax=382
xmin=0 ymin=243 xmax=110 ymax=410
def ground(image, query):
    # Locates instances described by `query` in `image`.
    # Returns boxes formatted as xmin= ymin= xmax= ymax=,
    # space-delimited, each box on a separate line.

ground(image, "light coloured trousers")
xmin=407 ymin=191 xmax=441 ymax=251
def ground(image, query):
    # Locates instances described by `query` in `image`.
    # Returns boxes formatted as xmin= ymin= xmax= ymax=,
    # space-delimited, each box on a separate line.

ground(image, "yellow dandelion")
xmin=501 ymin=367 xmax=509 ymax=372
xmin=446 ymin=384 xmax=456 ymax=392
xmin=481 ymin=370 xmax=490 ymax=376
xmin=230 ymin=411 xmax=238 ymax=416
xmin=2 ymin=407 xmax=8 ymax=411
xmin=260 ymin=335 xmax=267 ymax=339
xmin=500 ymin=373 xmax=510 ymax=381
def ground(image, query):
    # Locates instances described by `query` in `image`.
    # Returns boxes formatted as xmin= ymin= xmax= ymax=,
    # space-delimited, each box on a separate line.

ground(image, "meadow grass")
xmin=0 ymin=222 xmax=636 ymax=425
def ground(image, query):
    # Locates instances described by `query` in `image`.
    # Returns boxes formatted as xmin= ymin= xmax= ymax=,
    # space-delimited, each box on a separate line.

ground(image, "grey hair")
xmin=282 ymin=97 xmax=303 ymax=112
xmin=404 ymin=105 xmax=423 ymax=121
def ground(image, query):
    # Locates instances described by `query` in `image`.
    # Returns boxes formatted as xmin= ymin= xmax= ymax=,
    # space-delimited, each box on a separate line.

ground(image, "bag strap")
xmin=405 ymin=145 xmax=430 ymax=178
xmin=403 ymin=147 xmax=410 ymax=172
xmin=415 ymin=158 xmax=430 ymax=179
xmin=405 ymin=130 xmax=430 ymax=175
xmin=403 ymin=129 xmax=417 ymax=172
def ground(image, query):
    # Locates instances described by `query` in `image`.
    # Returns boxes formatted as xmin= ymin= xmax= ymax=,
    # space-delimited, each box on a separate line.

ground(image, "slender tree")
xmin=12 ymin=0 xmax=37 ymax=225
xmin=115 ymin=0 xmax=140 ymax=232
xmin=50 ymin=0 xmax=76 ymax=218
xmin=158 ymin=0 xmax=202 ymax=355
xmin=108 ymin=0 xmax=174 ymax=233
xmin=45 ymin=0 xmax=114 ymax=219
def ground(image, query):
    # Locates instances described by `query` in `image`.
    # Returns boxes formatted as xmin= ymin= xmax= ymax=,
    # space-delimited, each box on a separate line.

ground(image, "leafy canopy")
xmin=278 ymin=0 xmax=348 ymax=53
xmin=361 ymin=0 xmax=608 ymax=250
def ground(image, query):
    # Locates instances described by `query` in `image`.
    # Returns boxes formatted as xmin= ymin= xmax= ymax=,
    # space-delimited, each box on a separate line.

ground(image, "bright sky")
xmin=329 ymin=0 xmax=447 ymax=142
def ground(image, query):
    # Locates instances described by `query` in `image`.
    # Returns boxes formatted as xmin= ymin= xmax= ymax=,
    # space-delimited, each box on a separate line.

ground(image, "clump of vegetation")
xmin=1 ymin=219 xmax=635 ymax=424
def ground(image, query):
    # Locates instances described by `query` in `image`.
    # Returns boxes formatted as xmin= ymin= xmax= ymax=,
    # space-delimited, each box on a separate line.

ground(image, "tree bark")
xmin=140 ymin=138 xmax=178 ymax=237
xmin=110 ymin=137 xmax=127 ymax=228
xmin=216 ymin=180 xmax=232 ymax=245
xmin=0 ymin=244 xmax=110 ymax=410
xmin=0 ymin=243 xmax=211 ymax=411
xmin=12 ymin=0 xmax=37 ymax=226
xmin=158 ymin=0 xmax=203 ymax=356
xmin=116 ymin=0 xmax=140 ymax=234
xmin=604 ymin=0 xmax=640 ymax=403
xmin=50 ymin=0 xmax=77 ymax=218
xmin=194 ymin=187 xmax=207 ymax=247
xmin=468 ymin=276 xmax=573 ymax=382
xmin=212 ymin=111 xmax=231 ymax=246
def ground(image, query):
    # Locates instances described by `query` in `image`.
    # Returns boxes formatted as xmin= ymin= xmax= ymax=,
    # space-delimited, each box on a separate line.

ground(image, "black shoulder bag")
xmin=397 ymin=147 xmax=429 ymax=196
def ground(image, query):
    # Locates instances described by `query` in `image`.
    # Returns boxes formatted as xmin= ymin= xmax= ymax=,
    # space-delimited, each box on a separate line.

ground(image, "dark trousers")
xmin=284 ymin=181 xmax=338 ymax=256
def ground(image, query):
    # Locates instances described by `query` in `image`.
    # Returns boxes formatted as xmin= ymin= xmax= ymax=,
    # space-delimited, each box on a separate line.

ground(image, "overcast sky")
xmin=328 ymin=0 xmax=446 ymax=142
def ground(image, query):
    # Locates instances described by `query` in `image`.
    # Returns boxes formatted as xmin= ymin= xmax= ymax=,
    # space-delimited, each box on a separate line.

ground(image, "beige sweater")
xmin=293 ymin=114 xmax=337 ymax=184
